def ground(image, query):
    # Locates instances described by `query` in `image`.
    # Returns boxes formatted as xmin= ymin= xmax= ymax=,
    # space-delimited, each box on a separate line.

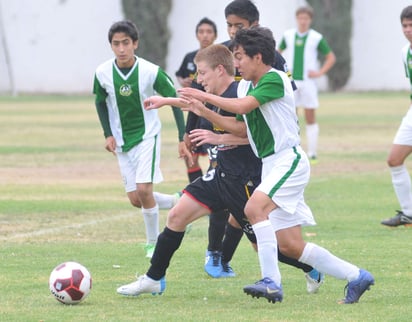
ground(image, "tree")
xmin=122 ymin=0 xmax=172 ymax=69
xmin=307 ymin=0 xmax=352 ymax=91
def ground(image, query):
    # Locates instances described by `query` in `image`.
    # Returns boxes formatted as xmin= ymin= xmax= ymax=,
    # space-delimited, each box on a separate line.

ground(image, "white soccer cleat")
xmin=116 ymin=274 xmax=166 ymax=296
xmin=305 ymin=269 xmax=324 ymax=294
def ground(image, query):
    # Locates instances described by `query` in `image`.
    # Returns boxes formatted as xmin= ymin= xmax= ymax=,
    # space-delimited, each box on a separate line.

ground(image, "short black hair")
xmin=232 ymin=26 xmax=275 ymax=66
xmin=224 ymin=0 xmax=259 ymax=24
xmin=401 ymin=6 xmax=412 ymax=22
xmin=196 ymin=17 xmax=217 ymax=36
xmin=108 ymin=20 xmax=139 ymax=43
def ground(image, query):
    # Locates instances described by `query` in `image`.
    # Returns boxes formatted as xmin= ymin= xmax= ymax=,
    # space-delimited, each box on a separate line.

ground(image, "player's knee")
xmin=167 ymin=208 xmax=188 ymax=230
xmin=129 ymin=198 xmax=142 ymax=208
xmin=387 ymin=155 xmax=402 ymax=167
xmin=278 ymin=243 xmax=300 ymax=259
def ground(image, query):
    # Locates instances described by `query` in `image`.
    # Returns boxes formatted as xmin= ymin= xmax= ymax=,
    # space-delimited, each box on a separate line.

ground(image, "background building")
xmin=0 ymin=0 xmax=410 ymax=94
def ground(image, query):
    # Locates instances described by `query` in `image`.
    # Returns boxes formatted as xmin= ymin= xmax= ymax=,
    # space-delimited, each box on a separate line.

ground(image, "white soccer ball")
xmin=49 ymin=261 xmax=92 ymax=305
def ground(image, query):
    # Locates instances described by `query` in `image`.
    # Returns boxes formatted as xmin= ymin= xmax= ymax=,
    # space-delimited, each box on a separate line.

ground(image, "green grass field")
xmin=1 ymin=92 xmax=412 ymax=321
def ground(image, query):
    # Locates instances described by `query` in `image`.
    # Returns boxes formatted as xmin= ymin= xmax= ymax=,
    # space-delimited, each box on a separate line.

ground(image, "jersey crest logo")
xmin=295 ymin=38 xmax=304 ymax=46
xmin=119 ymin=84 xmax=132 ymax=96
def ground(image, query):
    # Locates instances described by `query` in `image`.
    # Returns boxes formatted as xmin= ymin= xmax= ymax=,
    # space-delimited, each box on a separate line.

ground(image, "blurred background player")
xmin=381 ymin=5 xmax=412 ymax=227
xmin=93 ymin=20 xmax=186 ymax=259
xmin=278 ymin=5 xmax=336 ymax=163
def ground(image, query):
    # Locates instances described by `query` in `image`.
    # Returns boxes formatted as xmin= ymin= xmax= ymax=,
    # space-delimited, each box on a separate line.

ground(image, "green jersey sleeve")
xmin=93 ymin=74 xmax=112 ymax=138
xmin=278 ymin=37 xmax=287 ymax=51
xmin=154 ymin=69 xmax=185 ymax=141
xmin=317 ymin=37 xmax=332 ymax=55
xmin=248 ymin=72 xmax=285 ymax=105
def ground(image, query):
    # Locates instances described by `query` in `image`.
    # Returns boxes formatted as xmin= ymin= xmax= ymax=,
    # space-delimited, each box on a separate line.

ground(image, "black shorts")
xmin=183 ymin=167 xmax=259 ymax=243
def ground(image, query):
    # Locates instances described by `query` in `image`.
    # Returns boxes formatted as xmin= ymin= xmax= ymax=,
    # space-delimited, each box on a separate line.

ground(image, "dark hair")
xmin=108 ymin=20 xmax=139 ymax=43
xmin=232 ymin=27 xmax=275 ymax=66
xmin=196 ymin=17 xmax=217 ymax=36
xmin=401 ymin=6 xmax=412 ymax=22
xmin=224 ymin=0 xmax=259 ymax=24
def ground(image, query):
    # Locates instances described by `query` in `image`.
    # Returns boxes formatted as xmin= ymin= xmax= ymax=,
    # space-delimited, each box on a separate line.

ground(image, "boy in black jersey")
xmin=116 ymin=44 xmax=322 ymax=298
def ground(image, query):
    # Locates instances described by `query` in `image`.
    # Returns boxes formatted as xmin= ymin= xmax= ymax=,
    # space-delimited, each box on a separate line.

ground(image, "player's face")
xmin=233 ymin=46 xmax=256 ymax=83
xmin=111 ymin=32 xmax=138 ymax=68
xmin=296 ymin=12 xmax=312 ymax=33
xmin=226 ymin=15 xmax=254 ymax=40
xmin=402 ymin=18 xmax=412 ymax=44
xmin=196 ymin=23 xmax=217 ymax=49
xmin=195 ymin=61 xmax=220 ymax=94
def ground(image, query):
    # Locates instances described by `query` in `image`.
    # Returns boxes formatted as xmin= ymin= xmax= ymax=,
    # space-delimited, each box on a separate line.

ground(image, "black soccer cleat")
xmin=381 ymin=210 xmax=412 ymax=227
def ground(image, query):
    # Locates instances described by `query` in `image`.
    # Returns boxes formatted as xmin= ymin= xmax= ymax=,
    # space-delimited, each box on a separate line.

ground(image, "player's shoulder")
xmin=283 ymin=28 xmax=296 ymax=37
xmin=402 ymin=43 xmax=410 ymax=53
xmin=95 ymin=58 xmax=115 ymax=74
xmin=308 ymin=29 xmax=323 ymax=40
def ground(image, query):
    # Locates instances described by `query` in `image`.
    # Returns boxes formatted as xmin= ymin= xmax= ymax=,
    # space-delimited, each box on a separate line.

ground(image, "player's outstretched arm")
xmin=182 ymin=99 xmax=247 ymax=138
xmin=144 ymin=96 xmax=189 ymax=110
xmin=178 ymin=87 xmax=259 ymax=115
xmin=189 ymin=129 xmax=249 ymax=147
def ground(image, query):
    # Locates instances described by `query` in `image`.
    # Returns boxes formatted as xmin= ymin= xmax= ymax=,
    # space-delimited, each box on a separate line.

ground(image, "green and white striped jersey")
xmin=93 ymin=56 xmax=177 ymax=152
xmin=402 ymin=44 xmax=412 ymax=100
xmin=279 ymin=28 xmax=332 ymax=81
xmin=237 ymin=69 xmax=300 ymax=159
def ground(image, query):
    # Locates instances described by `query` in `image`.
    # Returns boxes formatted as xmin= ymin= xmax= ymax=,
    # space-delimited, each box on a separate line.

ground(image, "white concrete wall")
xmin=0 ymin=0 xmax=410 ymax=93
xmin=166 ymin=0 xmax=304 ymax=88
xmin=347 ymin=0 xmax=411 ymax=90
xmin=0 ymin=0 xmax=123 ymax=94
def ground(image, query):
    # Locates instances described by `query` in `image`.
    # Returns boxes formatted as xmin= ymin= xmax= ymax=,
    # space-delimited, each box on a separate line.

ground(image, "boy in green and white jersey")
xmin=381 ymin=6 xmax=412 ymax=227
xmin=278 ymin=5 xmax=335 ymax=162
xmin=179 ymin=26 xmax=373 ymax=305
xmin=93 ymin=20 xmax=187 ymax=258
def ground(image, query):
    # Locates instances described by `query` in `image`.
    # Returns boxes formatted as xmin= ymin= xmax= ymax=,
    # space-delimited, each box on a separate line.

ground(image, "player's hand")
xmin=189 ymin=129 xmax=220 ymax=146
xmin=178 ymin=141 xmax=193 ymax=166
xmin=308 ymin=70 xmax=322 ymax=78
xmin=178 ymin=87 xmax=207 ymax=102
xmin=144 ymin=96 xmax=164 ymax=110
xmin=181 ymin=99 xmax=207 ymax=117
xmin=183 ymin=133 xmax=195 ymax=152
xmin=105 ymin=136 xmax=116 ymax=155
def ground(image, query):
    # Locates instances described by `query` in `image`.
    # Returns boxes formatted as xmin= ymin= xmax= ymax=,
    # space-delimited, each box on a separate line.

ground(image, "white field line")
xmin=1 ymin=212 xmax=136 ymax=241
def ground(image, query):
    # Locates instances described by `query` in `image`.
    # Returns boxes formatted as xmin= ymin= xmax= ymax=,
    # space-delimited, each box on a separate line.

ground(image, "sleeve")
xmin=185 ymin=111 xmax=199 ymax=134
xmin=317 ymin=37 xmax=332 ymax=55
xmin=93 ymin=74 xmax=112 ymax=138
xmin=249 ymin=72 xmax=285 ymax=105
xmin=95 ymin=100 xmax=112 ymax=138
xmin=154 ymin=68 xmax=185 ymax=141
xmin=278 ymin=37 xmax=287 ymax=51
xmin=175 ymin=54 xmax=189 ymax=78
xmin=93 ymin=73 xmax=108 ymax=103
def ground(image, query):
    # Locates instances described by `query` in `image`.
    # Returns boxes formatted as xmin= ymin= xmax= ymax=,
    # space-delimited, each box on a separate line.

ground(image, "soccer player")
xmin=178 ymin=27 xmax=374 ymax=305
xmin=199 ymin=0 xmax=312 ymax=282
xmin=381 ymin=6 xmax=412 ymax=227
xmin=93 ymin=20 xmax=187 ymax=258
xmin=116 ymin=43 xmax=324 ymax=298
xmin=223 ymin=0 xmax=296 ymax=88
xmin=175 ymin=17 xmax=234 ymax=277
xmin=176 ymin=17 xmax=218 ymax=183
xmin=278 ymin=5 xmax=336 ymax=163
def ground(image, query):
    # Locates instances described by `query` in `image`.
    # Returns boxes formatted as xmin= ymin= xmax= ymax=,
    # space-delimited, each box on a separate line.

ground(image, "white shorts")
xmin=257 ymin=146 xmax=316 ymax=231
xmin=393 ymin=105 xmax=412 ymax=146
xmin=117 ymin=135 xmax=163 ymax=192
xmin=294 ymin=79 xmax=319 ymax=108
